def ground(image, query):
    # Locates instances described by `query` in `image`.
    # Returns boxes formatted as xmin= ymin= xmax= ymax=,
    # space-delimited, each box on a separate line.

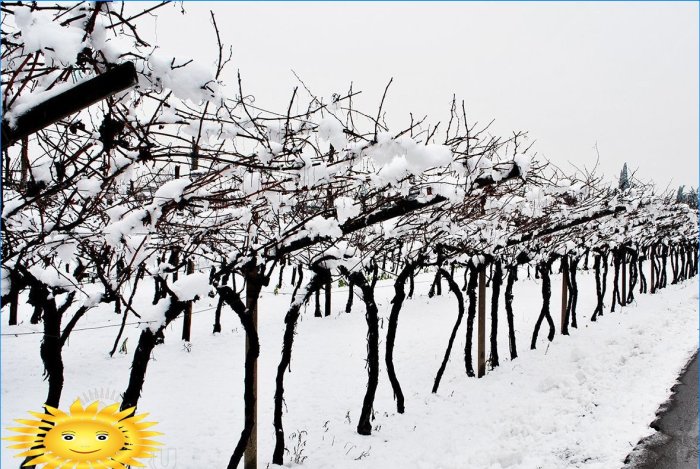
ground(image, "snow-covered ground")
xmin=2 ymin=269 xmax=697 ymax=468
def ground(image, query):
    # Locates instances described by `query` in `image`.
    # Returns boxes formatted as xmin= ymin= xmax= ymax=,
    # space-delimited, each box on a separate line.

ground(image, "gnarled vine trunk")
xmin=340 ymin=268 xmax=380 ymax=436
xmin=504 ymin=264 xmax=518 ymax=360
xmin=464 ymin=264 xmax=479 ymax=377
xmin=531 ymin=259 xmax=555 ymax=349
xmin=272 ymin=267 xmax=330 ymax=465
xmin=222 ymin=260 xmax=266 ymax=469
xmin=569 ymin=256 xmax=578 ymax=329
xmin=122 ymin=297 xmax=188 ymax=410
xmin=592 ymin=254 xmax=603 ymax=321
xmin=433 ymin=267 xmax=466 ymax=393
xmin=489 ymin=260 xmax=502 ymax=368
xmin=386 ymin=259 xmax=419 ymax=413
xmin=561 ymin=256 xmax=571 ymax=335
xmin=611 ymin=248 xmax=621 ymax=312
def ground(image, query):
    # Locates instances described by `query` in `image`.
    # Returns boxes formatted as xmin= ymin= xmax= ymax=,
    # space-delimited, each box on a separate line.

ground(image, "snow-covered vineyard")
xmin=1 ymin=3 xmax=697 ymax=469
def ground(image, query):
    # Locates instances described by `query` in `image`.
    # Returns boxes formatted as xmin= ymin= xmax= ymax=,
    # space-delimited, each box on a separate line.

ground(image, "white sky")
xmin=153 ymin=1 xmax=699 ymax=191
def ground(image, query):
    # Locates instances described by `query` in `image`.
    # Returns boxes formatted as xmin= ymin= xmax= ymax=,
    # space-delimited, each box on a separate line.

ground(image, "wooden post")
xmin=8 ymin=269 xmax=18 ymax=326
xmin=621 ymin=252 xmax=627 ymax=306
xmin=245 ymin=268 xmax=258 ymax=469
xmin=182 ymin=259 xmax=193 ymax=342
xmin=20 ymin=136 xmax=29 ymax=188
xmin=170 ymin=248 xmax=179 ymax=283
xmin=650 ymin=248 xmax=656 ymax=294
xmin=191 ymin=142 xmax=199 ymax=171
xmin=324 ymin=279 xmax=331 ymax=317
xmin=3 ymin=153 xmax=9 ymax=184
xmin=560 ymin=270 xmax=568 ymax=334
xmin=477 ymin=267 xmax=486 ymax=378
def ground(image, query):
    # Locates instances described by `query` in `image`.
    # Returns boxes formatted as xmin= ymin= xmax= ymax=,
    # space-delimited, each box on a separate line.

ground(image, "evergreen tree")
xmin=675 ymin=186 xmax=698 ymax=208
xmin=618 ymin=163 xmax=630 ymax=191
xmin=686 ymin=187 xmax=698 ymax=209
xmin=676 ymin=185 xmax=685 ymax=203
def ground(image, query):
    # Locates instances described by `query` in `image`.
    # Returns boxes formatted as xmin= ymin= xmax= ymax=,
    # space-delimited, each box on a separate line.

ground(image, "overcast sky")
xmin=155 ymin=1 xmax=699 ymax=191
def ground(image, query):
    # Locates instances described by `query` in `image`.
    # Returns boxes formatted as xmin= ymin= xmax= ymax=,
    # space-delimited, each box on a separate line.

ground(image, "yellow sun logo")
xmin=4 ymin=399 xmax=162 ymax=468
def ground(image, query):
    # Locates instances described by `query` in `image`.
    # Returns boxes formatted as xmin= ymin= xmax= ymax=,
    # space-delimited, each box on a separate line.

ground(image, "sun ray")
xmin=7 ymin=426 xmax=45 ymax=434
xmin=102 ymin=459 xmax=127 ymax=469
xmin=25 ymin=453 xmax=53 ymax=466
xmin=68 ymin=400 xmax=85 ymax=415
xmin=113 ymin=408 xmax=136 ymax=421
xmin=127 ymin=412 xmax=149 ymax=422
xmin=96 ymin=403 xmax=120 ymax=417
xmin=14 ymin=419 xmax=46 ymax=427
xmin=138 ymin=439 xmax=163 ymax=446
xmin=120 ymin=456 xmax=147 ymax=467
xmin=28 ymin=410 xmax=57 ymax=422
xmin=133 ymin=421 xmax=158 ymax=430
xmin=16 ymin=447 xmax=45 ymax=457
xmin=83 ymin=401 xmax=100 ymax=416
xmin=43 ymin=405 xmax=69 ymax=420
xmin=4 ymin=435 xmax=42 ymax=442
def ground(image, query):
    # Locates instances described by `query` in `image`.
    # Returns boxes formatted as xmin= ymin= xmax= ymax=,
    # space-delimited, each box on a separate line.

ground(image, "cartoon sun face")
xmin=4 ymin=399 xmax=162 ymax=469
xmin=44 ymin=419 xmax=126 ymax=461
